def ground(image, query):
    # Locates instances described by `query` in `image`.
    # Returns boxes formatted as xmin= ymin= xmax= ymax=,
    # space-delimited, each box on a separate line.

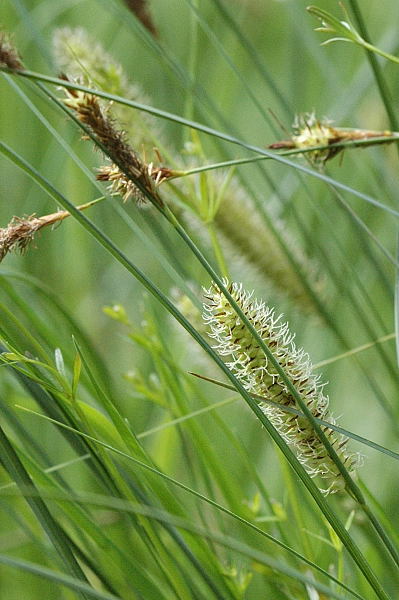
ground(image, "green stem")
xmin=0 ymin=424 xmax=90 ymax=598
xmin=2 ymin=67 xmax=399 ymax=218
xmin=360 ymin=503 xmax=399 ymax=569
xmin=184 ymin=0 xmax=199 ymax=138
xmin=347 ymin=0 xmax=399 ymax=133
xmin=281 ymin=459 xmax=314 ymax=561
xmin=207 ymin=223 xmax=229 ymax=278
xmin=360 ymin=40 xmax=399 ymax=64
xmin=174 ymin=132 xmax=399 ymax=176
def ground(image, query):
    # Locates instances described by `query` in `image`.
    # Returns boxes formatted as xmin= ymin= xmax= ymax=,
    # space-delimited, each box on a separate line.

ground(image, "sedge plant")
xmin=0 ymin=2 xmax=399 ymax=599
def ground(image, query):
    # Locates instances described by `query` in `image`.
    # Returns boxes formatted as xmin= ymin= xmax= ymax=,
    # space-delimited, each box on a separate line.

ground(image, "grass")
xmin=0 ymin=0 xmax=399 ymax=598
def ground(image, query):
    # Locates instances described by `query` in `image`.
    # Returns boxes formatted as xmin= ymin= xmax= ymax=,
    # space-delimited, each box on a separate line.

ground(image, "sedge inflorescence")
xmin=0 ymin=32 xmax=23 ymax=70
xmin=292 ymin=112 xmax=340 ymax=166
xmin=203 ymin=280 xmax=359 ymax=494
xmin=61 ymin=83 xmax=163 ymax=207
xmin=269 ymin=111 xmax=395 ymax=167
xmin=0 ymin=215 xmax=42 ymax=261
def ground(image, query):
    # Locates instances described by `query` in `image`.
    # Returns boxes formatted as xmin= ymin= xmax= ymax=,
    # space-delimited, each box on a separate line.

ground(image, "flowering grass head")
xmin=269 ymin=112 xmax=342 ymax=166
xmin=203 ymin=280 xmax=359 ymax=494
xmin=0 ymin=215 xmax=42 ymax=261
xmin=291 ymin=113 xmax=340 ymax=165
xmin=269 ymin=112 xmax=395 ymax=167
xmin=0 ymin=31 xmax=23 ymax=70
xmin=60 ymin=78 xmax=163 ymax=207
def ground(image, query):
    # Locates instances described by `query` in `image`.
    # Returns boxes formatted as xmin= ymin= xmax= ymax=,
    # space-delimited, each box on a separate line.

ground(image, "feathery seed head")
xmin=53 ymin=28 xmax=126 ymax=91
xmin=203 ymin=280 xmax=359 ymax=494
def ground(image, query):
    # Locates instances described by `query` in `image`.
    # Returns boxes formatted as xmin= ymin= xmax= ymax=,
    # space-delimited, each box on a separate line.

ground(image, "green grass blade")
xmin=0 ymin=554 xmax=122 ymax=600
xmin=0 ymin=488 xmax=368 ymax=600
xmin=0 ymin=424 xmax=91 ymax=598
xmin=347 ymin=0 xmax=399 ymax=132
xmin=1 ymin=69 xmax=399 ymax=218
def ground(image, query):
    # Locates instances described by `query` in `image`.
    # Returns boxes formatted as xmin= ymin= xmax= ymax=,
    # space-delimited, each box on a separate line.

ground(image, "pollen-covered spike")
xmin=270 ymin=111 xmax=396 ymax=167
xmin=203 ymin=279 xmax=360 ymax=494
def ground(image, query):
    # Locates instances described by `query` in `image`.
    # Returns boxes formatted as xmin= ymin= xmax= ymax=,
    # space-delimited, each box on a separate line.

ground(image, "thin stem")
xmin=314 ymin=333 xmax=396 ymax=368
xmin=188 ymin=372 xmax=399 ymax=462
xmin=207 ymin=223 xmax=229 ymax=279
xmin=0 ymin=424 xmax=90 ymax=598
xmin=360 ymin=40 xmax=399 ymax=64
xmin=347 ymin=0 xmax=399 ymax=133
xmin=2 ymin=67 xmax=399 ymax=218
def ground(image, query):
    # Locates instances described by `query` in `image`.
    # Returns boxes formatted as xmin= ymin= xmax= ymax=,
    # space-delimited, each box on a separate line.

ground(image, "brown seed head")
xmin=0 ymin=215 xmax=43 ymax=262
xmin=0 ymin=203 xmax=96 ymax=263
xmin=97 ymin=162 xmax=172 ymax=205
xmin=0 ymin=31 xmax=23 ymax=70
xmin=62 ymin=82 xmax=163 ymax=206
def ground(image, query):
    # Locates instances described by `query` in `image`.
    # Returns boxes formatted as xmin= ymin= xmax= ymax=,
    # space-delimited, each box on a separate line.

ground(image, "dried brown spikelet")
xmin=0 ymin=31 xmax=23 ymax=70
xmin=0 ymin=202 xmax=97 ymax=263
xmin=0 ymin=213 xmax=63 ymax=262
xmin=97 ymin=163 xmax=172 ymax=204
xmin=0 ymin=216 xmax=40 ymax=261
xmin=61 ymin=82 xmax=163 ymax=207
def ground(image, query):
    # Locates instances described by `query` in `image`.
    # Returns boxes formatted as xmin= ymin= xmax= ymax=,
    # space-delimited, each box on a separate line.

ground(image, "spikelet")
xmin=0 ymin=201 xmax=99 ymax=263
xmin=269 ymin=112 xmax=394 ymax=167
xmin=0 ymin=215 xmax=43 ymax=261
xmin=61 ymin=82 xmax=162 ymax=206
xmin=291 ymin=113 xmax=339 ymax=165
xmin=203 ymin=280 xmax=359 ymax=494
xmin=0 ymin=31 xmax=23 ymax=70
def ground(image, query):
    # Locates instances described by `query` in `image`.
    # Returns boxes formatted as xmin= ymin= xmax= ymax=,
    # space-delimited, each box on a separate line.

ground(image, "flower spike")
xmin=203 ymin=280 xmax=360 ymax=494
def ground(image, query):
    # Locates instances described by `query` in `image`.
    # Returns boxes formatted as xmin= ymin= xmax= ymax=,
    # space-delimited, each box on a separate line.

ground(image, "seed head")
xmin=53 ymin=27 xmax=161 ymax=152
xmin=61 ymin=81 xmax=162 ymax=206
xmin=97 ymin=163 xmax=172 ymax=205
xmin=0 ymin=215 xmax=45 ymax=262
xmin=0 ymin=31 xmax=23 ymax=70
xmin=269 ymin=111 xmax=395 ymax=167
xmin=203 ymin=280 xmax=359 ymax=494
xmin=0 ymin=202 xmax=98 ymax=262
xmin=292 ymin=113 xmax=339 ymax=165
